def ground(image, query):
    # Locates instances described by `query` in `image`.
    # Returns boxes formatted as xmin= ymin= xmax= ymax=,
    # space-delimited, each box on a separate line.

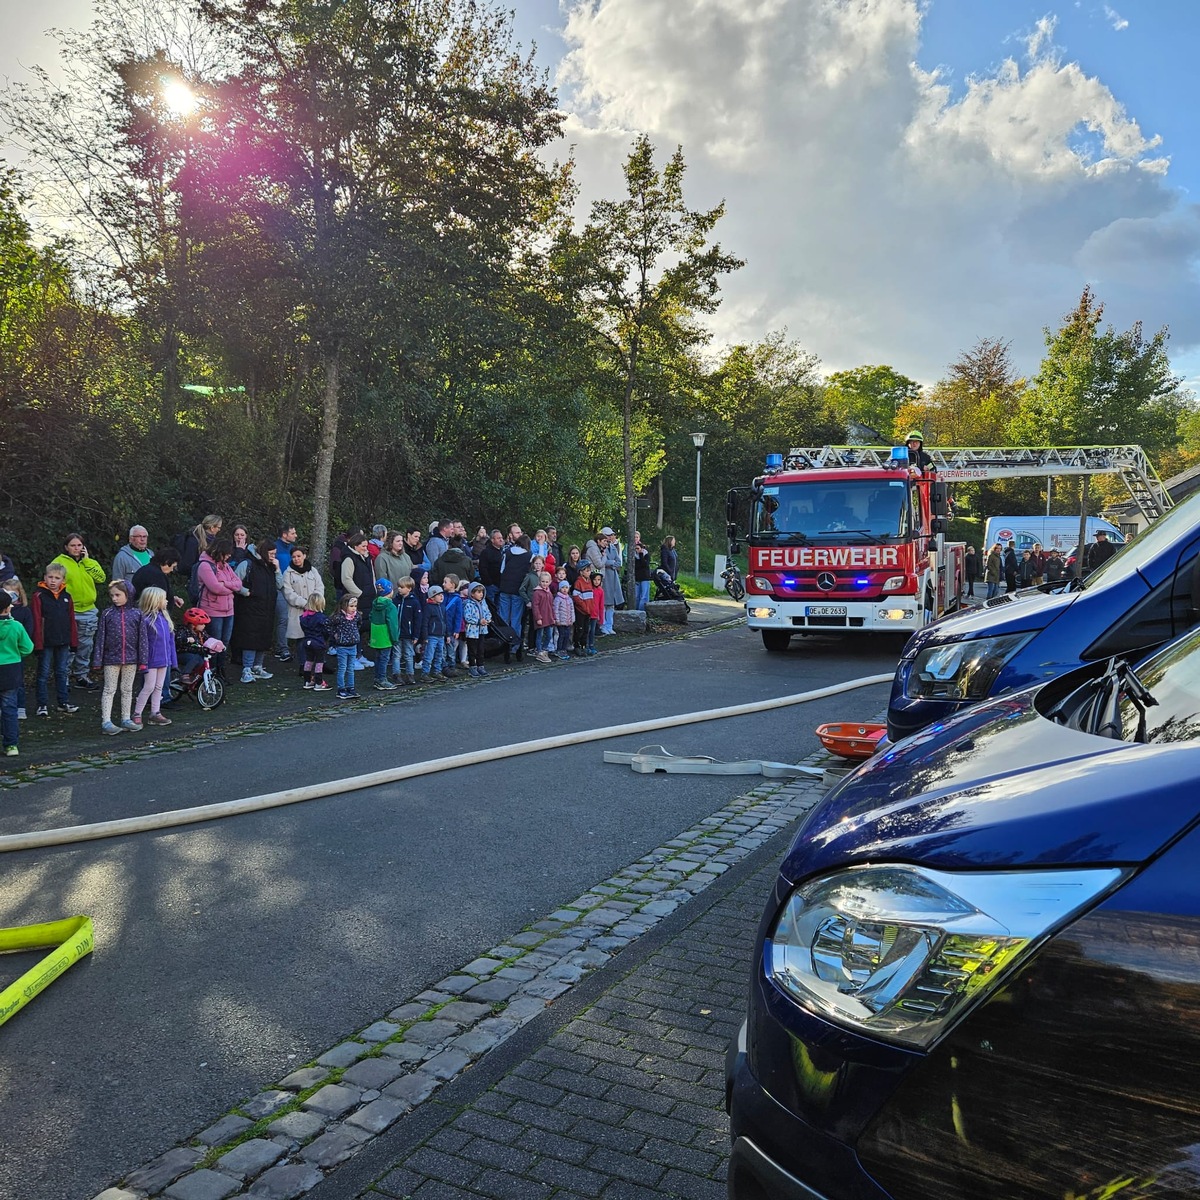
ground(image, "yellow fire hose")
xmin=0 ymin=916 xmax=94 ymax=1029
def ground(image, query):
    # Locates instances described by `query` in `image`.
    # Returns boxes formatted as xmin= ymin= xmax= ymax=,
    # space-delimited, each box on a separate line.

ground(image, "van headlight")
xmin=906 ymin=633 xmax=1032 ymax=701
xmin=768 ymin=864 xmax=1124 ymax=1049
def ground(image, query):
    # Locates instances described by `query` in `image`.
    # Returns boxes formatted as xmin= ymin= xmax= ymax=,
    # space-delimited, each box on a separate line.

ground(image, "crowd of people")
xmin=962 ymin=529 xmax=1114 ymax=601
xmin=0 ymin=518 xmax=684 ymax=758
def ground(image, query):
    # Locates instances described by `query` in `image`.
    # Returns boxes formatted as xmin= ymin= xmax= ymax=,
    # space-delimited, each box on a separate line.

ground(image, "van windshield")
xmin=753 ymin=480 xmax=911 ymax=539
xmin=1084 ymin=490 xmax=1200 ymax=588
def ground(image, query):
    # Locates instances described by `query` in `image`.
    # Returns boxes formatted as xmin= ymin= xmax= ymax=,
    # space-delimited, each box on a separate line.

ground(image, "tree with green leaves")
xmin=192 ymin=0 xmax=568 ymax=565
xmin=567 ymin=136 xmax=742 ymax=597
xmin=824 ymin=364 xmax=922 ymax=441
xmin=0 ymin=0 xmax=231 ymax=429
xmin=1011 ymin=287 xmax=1184 ymax=452
xmin=1010 ymin=287 xmax=1186 ymax=562
xmin=691 ymin=333 xmax=836 ymax=530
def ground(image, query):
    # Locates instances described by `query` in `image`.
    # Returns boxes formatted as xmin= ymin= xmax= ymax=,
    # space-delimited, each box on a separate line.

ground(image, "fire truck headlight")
xmin=750 ymin=577 xmax=773 ymax=593
xmin=881 ymin=575 xmax=907 ymax=593
xmin=749 ymin=607 xmax=776 ymax=619
xmin=879 ymin=608 xmax=913 ymax=621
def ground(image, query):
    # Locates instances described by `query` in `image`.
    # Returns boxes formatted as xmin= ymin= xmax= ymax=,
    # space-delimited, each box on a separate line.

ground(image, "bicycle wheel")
xmin=165 ymin=668 xmax=185 ymax=705
xmin=197 ymin=672 xmax=225 ymax=709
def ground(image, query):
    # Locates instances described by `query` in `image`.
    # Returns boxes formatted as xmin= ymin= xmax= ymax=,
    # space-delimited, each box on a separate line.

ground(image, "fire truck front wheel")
xmin=761 ymin=630 xmax=792 ymax=653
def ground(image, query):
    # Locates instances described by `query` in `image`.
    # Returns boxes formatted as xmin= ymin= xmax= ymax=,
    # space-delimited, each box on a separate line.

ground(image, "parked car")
xmin=727 ymin=626 xmax=1200 ymax=1200
xmin=887 ymin=487 xmax=1200 ymax=742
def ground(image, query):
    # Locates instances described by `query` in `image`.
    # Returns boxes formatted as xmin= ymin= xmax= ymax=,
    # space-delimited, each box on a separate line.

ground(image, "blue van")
xmin=727 ymin=627 xmax=1200 ymax=1200
xmin=887 ymin=488 xmax=1200 ymax=741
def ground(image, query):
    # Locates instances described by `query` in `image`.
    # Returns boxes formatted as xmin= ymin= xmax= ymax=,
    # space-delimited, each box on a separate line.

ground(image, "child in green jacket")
xmin=0 ymin=590 xmax=35 ymax=756
xmin=369 ymin=579 xmax=399 ymax=691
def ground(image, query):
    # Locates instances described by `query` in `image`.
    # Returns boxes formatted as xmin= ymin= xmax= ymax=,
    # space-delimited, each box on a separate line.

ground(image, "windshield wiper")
xmin=812 ymin=527 xmax=891 ymax=543
xmin=1052 ymin=657 xmax=1158 ymax=742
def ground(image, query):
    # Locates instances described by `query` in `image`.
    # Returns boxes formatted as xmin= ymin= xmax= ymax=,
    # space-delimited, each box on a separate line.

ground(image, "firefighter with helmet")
xmin=905 ymin=430 xmax=936 ymax=476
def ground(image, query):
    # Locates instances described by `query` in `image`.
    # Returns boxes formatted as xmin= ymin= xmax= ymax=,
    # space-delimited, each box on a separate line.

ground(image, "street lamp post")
xmin=691 ymin=432 xmax=707 ymax=580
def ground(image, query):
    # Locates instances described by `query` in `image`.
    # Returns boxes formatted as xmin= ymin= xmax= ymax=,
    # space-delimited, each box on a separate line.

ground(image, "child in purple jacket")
xmin=133 ymin=587 xmax=178 ymax=728
xmin=92 ymin=579 xmax=148 ymax=734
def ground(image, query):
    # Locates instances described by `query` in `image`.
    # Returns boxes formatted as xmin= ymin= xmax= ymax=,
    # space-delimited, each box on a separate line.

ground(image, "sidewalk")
xmin=310 ymin=798 xmax=811 ymax=1200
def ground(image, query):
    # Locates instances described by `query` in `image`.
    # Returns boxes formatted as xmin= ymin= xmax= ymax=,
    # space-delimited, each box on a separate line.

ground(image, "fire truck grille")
xmin=790 ymin=615 xmax=867 ymax=628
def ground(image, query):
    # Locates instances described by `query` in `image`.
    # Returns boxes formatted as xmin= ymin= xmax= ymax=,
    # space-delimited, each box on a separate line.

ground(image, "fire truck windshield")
xmin=753 ymin=479 xmax=909 ymax=540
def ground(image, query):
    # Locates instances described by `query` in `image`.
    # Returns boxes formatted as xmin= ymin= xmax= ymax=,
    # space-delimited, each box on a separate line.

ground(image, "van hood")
xmin=786 ymin=691 xmax=1196 ymax=879
xmin=902 ymin=585 xmax=1075 ymax=659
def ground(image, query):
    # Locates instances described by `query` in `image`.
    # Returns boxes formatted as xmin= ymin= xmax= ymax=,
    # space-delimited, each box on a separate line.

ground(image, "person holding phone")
xmin=52 ymin=532 xmax=106 ymax=690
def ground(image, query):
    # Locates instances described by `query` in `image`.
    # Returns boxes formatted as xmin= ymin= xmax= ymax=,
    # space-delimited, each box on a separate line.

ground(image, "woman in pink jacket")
xmin=197 ymin=537 xmax=245 ymax=666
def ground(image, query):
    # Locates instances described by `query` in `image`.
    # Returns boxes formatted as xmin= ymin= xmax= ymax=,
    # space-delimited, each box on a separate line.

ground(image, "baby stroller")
xmin=653 ymin=568 xmax=690 ymax=610
xmin=166 ymin=609 xmax=226 ymax=709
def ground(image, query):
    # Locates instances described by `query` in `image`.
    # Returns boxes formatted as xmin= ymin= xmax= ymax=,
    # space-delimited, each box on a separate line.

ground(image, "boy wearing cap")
xmin=369 ymin=578 xmax=399 ymax=690
xmin=417 ymin=585 xmax=447 ymax=681
xmin=553 ymin=579 xmax=574 ymax=661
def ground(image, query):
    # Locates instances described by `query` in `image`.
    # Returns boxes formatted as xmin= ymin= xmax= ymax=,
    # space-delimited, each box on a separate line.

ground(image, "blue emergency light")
xmin=765 ymin=453 xmax=784 ymax=470
xmin=890 ymin=446 xmax=909 ymax=468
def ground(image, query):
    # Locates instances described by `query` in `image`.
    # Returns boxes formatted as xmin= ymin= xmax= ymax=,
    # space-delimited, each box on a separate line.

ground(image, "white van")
xmin=983 ymin=515 xmax=1126 ymax=554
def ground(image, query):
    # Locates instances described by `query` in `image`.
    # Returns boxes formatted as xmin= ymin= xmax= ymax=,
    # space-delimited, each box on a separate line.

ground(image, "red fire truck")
xmin=726 ymin=446 xmax=965 ymax=651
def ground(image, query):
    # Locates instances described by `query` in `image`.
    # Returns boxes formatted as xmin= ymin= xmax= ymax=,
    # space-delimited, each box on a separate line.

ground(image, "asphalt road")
xmin=0 ymin=623 xmax=899 ymax=1200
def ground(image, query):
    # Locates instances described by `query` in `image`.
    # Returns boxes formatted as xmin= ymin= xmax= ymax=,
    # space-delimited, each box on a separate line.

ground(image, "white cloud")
xmin=1104 ymin=6 xmax=1130 ymax=32
xmin=557 ymin=0 xmax=1198 ymax=383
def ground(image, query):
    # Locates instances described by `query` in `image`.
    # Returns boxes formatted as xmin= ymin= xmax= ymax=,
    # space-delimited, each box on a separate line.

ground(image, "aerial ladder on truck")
xmin=782 ymin=444 xmax=1173 ymax=521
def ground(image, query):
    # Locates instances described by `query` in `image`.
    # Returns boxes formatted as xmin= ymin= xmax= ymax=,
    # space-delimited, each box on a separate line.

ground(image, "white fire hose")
xmin=0 ymin=673 xmax=891 ymax=855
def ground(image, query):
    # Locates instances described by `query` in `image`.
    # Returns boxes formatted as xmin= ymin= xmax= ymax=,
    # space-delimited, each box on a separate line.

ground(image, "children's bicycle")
xmin=166 ymin=644 xmax=225 ymax=710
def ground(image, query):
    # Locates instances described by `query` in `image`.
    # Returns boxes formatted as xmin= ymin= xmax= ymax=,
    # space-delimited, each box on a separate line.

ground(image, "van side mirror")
xmin=931 ymin=483 xmax=950 ymax=518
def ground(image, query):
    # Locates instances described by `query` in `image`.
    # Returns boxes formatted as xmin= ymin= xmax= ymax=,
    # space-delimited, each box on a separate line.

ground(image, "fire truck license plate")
xmin=806 ymin=605 xmax=847 ymax=617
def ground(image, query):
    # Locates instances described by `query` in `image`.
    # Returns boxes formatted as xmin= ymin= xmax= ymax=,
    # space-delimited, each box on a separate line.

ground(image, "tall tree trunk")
xmin=656 ymin=474 xmax=664 ymax=530
xmin=311 ymin=345 xmax=341 ymax=572
xmin=622 ymin=345 xmax=639 ymax=609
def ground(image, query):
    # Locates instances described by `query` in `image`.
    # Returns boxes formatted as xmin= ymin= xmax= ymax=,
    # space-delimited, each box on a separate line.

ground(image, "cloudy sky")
xmin=4 ymin=0 xmax=1199 ymax=389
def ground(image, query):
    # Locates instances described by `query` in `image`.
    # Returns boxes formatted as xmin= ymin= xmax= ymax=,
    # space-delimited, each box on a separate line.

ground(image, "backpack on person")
xmin=186 ymin=560 xmax=203 ymax=606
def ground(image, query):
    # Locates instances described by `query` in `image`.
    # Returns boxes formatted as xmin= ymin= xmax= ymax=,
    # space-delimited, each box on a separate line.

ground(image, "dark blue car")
xmin=728 ymin=626 xmax=1200 ymax=1200
xmin=888 ymin=489 xmax=1200 ymax=742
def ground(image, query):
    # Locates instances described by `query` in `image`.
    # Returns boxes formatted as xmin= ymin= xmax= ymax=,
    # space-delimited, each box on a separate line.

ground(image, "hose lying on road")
xmin=603 ymin=745 xmax=826 ymax=777
xmin=0 ymin=673 xmax=892 ymax=855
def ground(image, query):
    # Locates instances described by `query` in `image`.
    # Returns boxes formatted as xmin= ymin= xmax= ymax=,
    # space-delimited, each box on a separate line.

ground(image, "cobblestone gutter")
xmin=92 ymin=773 xmax=827 ymax=1200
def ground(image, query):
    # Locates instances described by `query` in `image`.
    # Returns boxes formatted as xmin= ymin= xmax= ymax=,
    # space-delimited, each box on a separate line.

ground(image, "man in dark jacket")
xmin=963 ymin=544 xmax=978 ymax=597
xmin=431 ymin=536 xmax=474 ymax=587
xmin=545 ymin=526 xmax=564 ymax=569
xmin=477 ymin=529 xmax=505 ymax=606
xmin=1084 ymin=530 xmax=1118 ymax=574
xmin=496 ymin=529 xmax=530 ymax=656
xmin=1003 ymin=541 xmax=1018 ymax=593
xmin=132 ymin=548 xmax=185 ymax=609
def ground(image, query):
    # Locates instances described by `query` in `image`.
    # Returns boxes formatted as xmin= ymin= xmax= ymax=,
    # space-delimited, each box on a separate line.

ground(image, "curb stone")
xmin=93 ymin=763 xmax=828 ymax=1200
